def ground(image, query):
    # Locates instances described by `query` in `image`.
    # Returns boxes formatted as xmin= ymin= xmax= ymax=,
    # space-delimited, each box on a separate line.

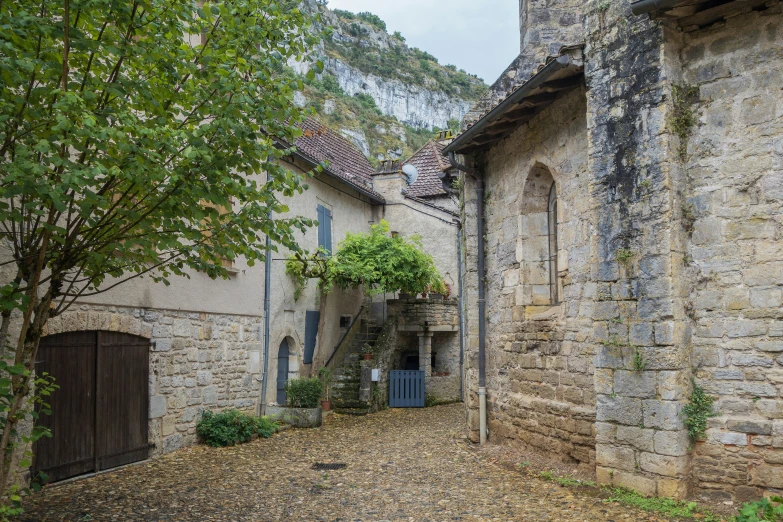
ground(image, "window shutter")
xmin=324 ymin=208 xmax=332 ymax=254
xmin=316 ymin=205 xmax=325 ymax=251
xmin=303 ymin=310 xmax=320 ymax=364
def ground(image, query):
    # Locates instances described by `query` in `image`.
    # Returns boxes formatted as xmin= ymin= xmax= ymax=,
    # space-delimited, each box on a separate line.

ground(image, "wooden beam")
xmin=538 ymin=75 xmax=584 ymax=92
xmin=677 ymin=0 xmax=765 ymax=27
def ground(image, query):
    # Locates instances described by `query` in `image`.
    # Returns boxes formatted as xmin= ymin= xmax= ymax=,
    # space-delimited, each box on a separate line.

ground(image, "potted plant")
xmin=361 ymin=342 xmax=373 ymax=361
xmin=319 ymin=367 xmax=333 ymax=411
xmin=266 ymin=378 xmax=323 ymax=428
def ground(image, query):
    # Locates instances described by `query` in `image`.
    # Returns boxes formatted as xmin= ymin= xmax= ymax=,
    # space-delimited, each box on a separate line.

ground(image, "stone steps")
xmin=329 ymin=321 xmax=380 ymax=408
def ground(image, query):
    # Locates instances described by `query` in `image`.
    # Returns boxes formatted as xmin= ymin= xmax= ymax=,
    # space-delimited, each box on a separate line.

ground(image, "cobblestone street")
xmin=22 ymin=404 xmax=682 ymax=521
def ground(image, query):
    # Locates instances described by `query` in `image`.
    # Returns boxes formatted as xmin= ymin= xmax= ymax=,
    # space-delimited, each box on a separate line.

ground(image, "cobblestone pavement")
xmin=22 ymin=404 xmax=679 ymax=521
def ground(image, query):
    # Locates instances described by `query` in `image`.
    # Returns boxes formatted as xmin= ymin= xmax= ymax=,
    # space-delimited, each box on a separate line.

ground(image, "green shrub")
xmin=196 ymin=409 xmax=277 ymax=447
xmin=356 ymin=11 xmax=386 ymax=30
xmin=737 ymin=496 xmax=783 ymax=522
xmin=682 ymin=379 xmax=716 ymax=444
xmin=285 ymin=378 xmax=322 ymax=408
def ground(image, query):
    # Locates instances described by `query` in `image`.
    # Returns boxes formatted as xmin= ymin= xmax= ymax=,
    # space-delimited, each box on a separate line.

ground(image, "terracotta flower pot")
xmin=321 ymin=400 xmax=332 ymax=411
xmin=362 ymin=353 xmax=373 ymax=361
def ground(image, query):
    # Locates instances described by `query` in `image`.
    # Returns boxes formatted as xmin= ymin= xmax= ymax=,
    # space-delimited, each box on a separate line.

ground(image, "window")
xmin=316 ymin=204 xmax=332 ymax=254
xmin=303 ymin=310 xmax=320 ymax=364
xmin=340 ymin=315 xmax=352 ymax=329
xmin=547 ymin=182 xmax=559 ymax=304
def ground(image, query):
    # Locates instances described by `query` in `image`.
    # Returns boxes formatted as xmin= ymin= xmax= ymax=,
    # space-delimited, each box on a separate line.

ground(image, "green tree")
xmin=286 ymin=220 xmax=446 ymax=298
xmin=0 ymin=0 xmax=321 ymax=505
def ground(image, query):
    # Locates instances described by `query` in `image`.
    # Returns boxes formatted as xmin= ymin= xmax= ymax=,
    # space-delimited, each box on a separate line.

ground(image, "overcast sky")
xmin=324 ymin=0 xmax=520 ymax=84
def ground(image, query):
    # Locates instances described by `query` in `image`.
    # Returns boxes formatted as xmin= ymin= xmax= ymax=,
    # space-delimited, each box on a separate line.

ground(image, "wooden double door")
xmin=33 ymin=331 xmax=151 ymax=482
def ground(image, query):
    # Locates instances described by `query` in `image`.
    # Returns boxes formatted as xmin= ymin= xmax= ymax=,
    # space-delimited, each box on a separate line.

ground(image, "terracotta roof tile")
xmin=294 ymin=118 xmax=382 ymax=199
xmin=402 ymin=140 xmax=450 ymax=198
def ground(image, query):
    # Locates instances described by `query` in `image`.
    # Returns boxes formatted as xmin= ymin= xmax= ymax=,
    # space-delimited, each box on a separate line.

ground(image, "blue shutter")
xmin=316 ymin=205 xmax=325 ymax=251
xmin=303 ymin=310 xmax=320 ymax=364
xmin=324 ymin=207 xmax=332 ymax=255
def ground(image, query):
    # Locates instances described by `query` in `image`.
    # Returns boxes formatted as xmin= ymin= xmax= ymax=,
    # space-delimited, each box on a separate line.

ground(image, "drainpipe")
xmin=448 ymin=151 xmax=487 ymax=445
xmin=260 ymin=176 xmax=273 ymax=416
xmin=457 ymin=224 xmax=465 ymax=402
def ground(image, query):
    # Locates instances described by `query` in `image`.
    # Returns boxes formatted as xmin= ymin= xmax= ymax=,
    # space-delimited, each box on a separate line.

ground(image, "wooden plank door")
xmin=276 ymin=339 xmax=289 ymax=405
xmin=33 ymin=331 xmax=150 ymax=482
xmin=33 ymin=331 xmax=97 ymax=482
xmin=96 ymin=332 xmax=150 ymax=471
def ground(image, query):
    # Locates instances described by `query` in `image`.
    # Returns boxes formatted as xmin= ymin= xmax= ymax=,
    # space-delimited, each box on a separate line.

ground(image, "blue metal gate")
xmin=389 ymin=370 xmax=425 ymax=408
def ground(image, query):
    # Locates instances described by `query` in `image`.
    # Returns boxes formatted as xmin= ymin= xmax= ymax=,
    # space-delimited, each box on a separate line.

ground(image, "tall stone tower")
xmin=463 ymin=0 xmax=585 ymax=126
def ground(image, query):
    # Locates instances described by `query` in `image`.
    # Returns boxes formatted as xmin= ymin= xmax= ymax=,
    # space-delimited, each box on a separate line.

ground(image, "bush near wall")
xmin=285 ymin=378 xmax=323 ymax=408
xmin=196 ymin=410 xmax=278 ymax=447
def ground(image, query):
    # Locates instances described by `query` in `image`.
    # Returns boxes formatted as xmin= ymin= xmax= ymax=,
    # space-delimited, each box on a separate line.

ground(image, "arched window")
xmin=547 ymin=182 xmax=559 ymax=304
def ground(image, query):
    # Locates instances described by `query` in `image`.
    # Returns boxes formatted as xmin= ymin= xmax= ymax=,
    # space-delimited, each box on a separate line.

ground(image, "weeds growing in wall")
xmin=668 ymin=84 xmax=699 ymax=159
xmin=682 ymin=378 xmax=716 ymax=445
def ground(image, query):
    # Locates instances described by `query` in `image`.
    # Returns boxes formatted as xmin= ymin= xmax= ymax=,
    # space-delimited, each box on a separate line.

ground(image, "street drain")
xmin=312 ymin=463 xmax=346 ymax=471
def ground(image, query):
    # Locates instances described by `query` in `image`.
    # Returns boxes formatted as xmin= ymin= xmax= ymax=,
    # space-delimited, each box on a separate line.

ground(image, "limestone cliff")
xmin=291 ymin=2 xmax=486 ymax=161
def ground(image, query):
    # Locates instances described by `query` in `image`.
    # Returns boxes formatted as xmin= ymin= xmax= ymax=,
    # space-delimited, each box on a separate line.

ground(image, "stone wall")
xmin=583 ymin=7 xmax=695 ymax=498
xmin=458 ymin=0 xmax=783 ymax=505
xmin=680 ymin=5 xmax=783 ymax=503
xmin=43 ymin=305 xmax=263 ymax=456
xmin=388 ymin=298 xmax=460 ymax=331
xmin=465 ymin=86 xmax=597 ymax=469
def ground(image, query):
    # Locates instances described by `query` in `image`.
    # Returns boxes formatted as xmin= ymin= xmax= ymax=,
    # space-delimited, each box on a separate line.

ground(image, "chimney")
xmin=435 ymin=129 xmax=455 ymax=146
xmin=371 ymin=159 xmax=405 ymax=203
xmin=374 ymin=159 xmax=402 ymax=175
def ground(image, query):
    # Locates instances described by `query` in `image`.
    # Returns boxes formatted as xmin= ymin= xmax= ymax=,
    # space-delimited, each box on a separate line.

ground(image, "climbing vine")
xmin=286 ymin=221 xmax=446 ymax=300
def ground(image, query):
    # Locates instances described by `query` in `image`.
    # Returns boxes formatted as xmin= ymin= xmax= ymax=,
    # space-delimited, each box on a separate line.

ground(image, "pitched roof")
xmin=293 ymin=118 xmax=382 ymax=199
xmin=402 ymin=140 xmax=450 ymax=198
xmin=446 ymin=45 xmax=585 ymax=154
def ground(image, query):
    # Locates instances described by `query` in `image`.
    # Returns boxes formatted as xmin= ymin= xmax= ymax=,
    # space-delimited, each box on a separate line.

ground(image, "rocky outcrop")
xmin=294 ymin=0 xmax=483 ymax=132
xmin=324 ymin=58 xmax=474 ymax=130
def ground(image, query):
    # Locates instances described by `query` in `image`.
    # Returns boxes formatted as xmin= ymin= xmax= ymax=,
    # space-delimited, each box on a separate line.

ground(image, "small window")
xmin=340 ymin=316 xmax=352 ymax=329
xmin=547 ymin=183 xmax=559 ymax=304
xmin=317 ymin=204 xmax=333 ymax=255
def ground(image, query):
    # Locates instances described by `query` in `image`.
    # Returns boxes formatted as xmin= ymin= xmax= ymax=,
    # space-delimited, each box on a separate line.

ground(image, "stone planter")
xmin=266 ymin=405 xmax=322 ymax=428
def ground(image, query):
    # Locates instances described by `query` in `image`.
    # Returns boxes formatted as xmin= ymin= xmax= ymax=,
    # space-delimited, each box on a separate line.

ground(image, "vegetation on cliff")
xmin=293 ymin=6 xmax=486 ymax=162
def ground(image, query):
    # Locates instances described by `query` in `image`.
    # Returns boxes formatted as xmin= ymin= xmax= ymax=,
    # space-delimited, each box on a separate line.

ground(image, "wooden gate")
xmin=33 ymin=331 xmax=150 ymax=482
xmin=389 ymin=370 xmax=425 ymax=408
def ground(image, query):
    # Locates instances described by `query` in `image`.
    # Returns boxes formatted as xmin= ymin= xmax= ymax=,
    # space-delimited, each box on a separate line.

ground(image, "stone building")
xmin=447 ymin=0 xmax=782 ymax=503
xmin=11 ymin=117 xmax=462 ymax=483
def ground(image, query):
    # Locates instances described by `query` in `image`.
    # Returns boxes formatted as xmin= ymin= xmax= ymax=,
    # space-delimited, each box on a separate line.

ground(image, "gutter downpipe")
xmin=260 ymin=175 xmax=273 ymax=416
xmin=457 ymin=223 xmax=465 ymax=402
xmin=448 ymin=151 xmax=487 ymax=445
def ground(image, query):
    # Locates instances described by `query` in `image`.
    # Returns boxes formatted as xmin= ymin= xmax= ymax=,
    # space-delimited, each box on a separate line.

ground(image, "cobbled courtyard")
xmin=22 ymin=404 xmax=684 ymax=521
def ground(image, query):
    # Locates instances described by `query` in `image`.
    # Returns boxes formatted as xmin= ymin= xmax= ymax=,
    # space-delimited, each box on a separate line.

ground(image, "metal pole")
xmin=260 ymin=175 xmax=273 ymax=416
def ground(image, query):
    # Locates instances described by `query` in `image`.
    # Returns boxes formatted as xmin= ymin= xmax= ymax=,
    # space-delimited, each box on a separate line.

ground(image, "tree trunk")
xmin=311 ymin=288 xmax=329 ymax=374
xmin=0 ymin=292 xmax=52 ymax=494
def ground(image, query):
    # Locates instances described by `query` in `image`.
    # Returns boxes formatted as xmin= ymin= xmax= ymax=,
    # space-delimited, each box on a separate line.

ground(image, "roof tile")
xmin=402 ymin=140 xmax=450 ymax=198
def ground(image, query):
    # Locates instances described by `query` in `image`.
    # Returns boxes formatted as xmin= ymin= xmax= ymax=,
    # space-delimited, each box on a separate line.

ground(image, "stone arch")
xmin=266 ymin=327 xmax=302 ymax=405
xmin=519 ymin=162 xmax=560 ymax=307
xmin=42 ymin=310 xmax=152 ymax=339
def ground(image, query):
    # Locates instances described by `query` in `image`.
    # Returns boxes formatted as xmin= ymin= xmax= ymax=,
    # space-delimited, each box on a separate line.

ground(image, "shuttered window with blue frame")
xmin=316 ymin=204 xmax=332 ymax=255
xmin=303 ymin=310 xmax=319 ymax=364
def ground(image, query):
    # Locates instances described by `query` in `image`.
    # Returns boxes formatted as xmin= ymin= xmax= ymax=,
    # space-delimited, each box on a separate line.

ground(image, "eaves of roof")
xmin=444 ymin=46 xmax=585 ymax=155
xmin=275 ymin=140 xmax=386 ymax=204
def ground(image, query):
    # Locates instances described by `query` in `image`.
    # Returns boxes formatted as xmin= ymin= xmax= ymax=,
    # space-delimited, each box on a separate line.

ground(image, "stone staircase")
xmin=331 ymin=322 xmax=381 ymax=414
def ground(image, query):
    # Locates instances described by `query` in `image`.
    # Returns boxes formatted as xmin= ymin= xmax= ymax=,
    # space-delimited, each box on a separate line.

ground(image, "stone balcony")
xmin=386 ymin=297 xmax=460 ymax=333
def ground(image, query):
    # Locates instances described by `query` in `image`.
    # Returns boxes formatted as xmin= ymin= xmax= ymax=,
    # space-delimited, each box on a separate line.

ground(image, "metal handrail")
xmin=324 ymin=305 xmax=365 ymax=369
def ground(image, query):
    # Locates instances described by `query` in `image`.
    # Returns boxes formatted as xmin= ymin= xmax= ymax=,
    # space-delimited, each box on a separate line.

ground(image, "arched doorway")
xmin=276 ymin=339 xmax=290 ymax=405
xmin=33 ymin=331 xmax=150 ymax=482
